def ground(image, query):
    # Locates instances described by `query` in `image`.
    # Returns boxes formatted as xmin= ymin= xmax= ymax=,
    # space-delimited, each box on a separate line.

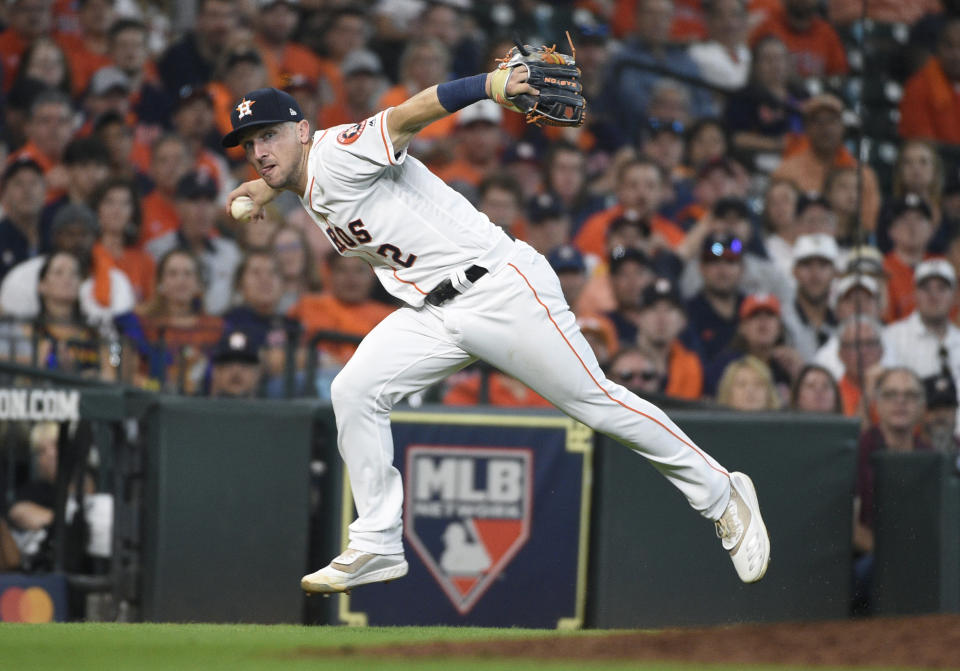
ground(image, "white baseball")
xmin=230 ymin=195 xmax=256 ymax=222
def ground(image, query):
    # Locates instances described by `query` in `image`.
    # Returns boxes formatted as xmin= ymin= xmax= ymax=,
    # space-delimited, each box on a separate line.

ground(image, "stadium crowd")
xmin=0 ymin=0 xmax=958 ymax=418
xmin=0 ymin=0 xmax=959 ymax=616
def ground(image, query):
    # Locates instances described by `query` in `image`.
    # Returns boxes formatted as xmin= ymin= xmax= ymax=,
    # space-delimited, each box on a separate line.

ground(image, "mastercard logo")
xmin=0 ymin=586 xmax=55 ymax=622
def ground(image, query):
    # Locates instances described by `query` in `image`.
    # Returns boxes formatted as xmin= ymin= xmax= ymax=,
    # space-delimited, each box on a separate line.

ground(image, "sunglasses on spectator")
xmin=646 ymin=118 xmax=685 ymax=135
xmin=614 ymin=368 xmax=661 ymax=384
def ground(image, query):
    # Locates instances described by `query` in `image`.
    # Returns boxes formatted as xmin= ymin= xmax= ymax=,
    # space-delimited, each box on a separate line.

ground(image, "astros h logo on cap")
xmin=235 ymin=97 xmax=256 ymax=119
xmin=222 ymin=87 xmax=304 ymax=148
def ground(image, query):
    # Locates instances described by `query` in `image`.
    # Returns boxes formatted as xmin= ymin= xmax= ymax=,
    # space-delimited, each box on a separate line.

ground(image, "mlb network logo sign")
xmin=404 ymin=446 xmax=533 ymax=614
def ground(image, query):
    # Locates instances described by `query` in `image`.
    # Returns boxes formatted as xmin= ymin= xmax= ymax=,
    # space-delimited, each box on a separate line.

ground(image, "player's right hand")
xmin=225 ymin=179 xmax=278 ymax=219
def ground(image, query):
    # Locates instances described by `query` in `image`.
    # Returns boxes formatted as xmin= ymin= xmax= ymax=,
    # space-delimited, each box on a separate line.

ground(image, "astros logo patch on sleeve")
xmin=235 ymin=98 xmax=256 ymax=119
xmin=337 ymin=120 xmax=366 ymax=145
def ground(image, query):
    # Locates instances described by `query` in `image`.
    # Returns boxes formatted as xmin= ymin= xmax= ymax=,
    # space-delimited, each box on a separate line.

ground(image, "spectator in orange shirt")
xmin=773 ymin=94 xmax=880 ymax=231
xmin=900 ymin=17 xmax=960 ymax=146
xmin=170 ymin=85 xmax=233 ymax=203
xmin=317 ymin=49 xmax=385 ymax=129
xmin=377 ymin=38 xmax=457 ymax=158
xmin=107 ymin=19 xmax=170 ymax=128
xmin=139 ymin=134 xmax=191 ymax=245
xmin=91 ymin=178 xmax=155 ymax=303
xmin=883 ymin=194 xmax=937 ymax=322
xmin=437 ymin=103 xmax=505 ymax=197
xmin=836 ymin=315 xmax=886 ymax=418
xmin=288 ymin=255 xmax=394 ymax=365
xmin=8 ymin=89 xmax=75 ymax=201
xmin=312 ymin=7 xmax=371 ymax=110
xmin=0 ymin=0 xmax=54 ymax=92
xmin=750 ymin=0 xmax=848 ymax=78
xmin=443 ymin=365 xmax=553 ymax=408
xmin=255 ymin=0 xmax=323 ymax=90
xmin=574 ymin=158 xmax=686 ymax=260
xmin=55 ymin=0 xmax=114 ymax=98
xmin=636 ymin=276 xmax=704 ymax=399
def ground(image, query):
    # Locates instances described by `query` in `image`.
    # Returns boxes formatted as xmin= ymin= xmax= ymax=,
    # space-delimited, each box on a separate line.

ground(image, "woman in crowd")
xmin=30 ymin=251 xmax=109 ymax=377
xmin=790 ymin=364 xmax=843 ymax=413
xmin=716 ymin=355 xmax=781 ymax=411
xmin=724 ymin=35 xmax=805 ymax=157
xmin=685 ymin=118 xmax=730 ymax=173
xmin=876 ymin=140 xmax=948 ymax=253
xmin=824 ymin=167 xmax=863 ymax=248
xmin=115 ymin=249 xmax=222 ymax=393
xmin=271 ymin=225 xmax=321 ymax=315
xmin=761 ymin=178 xmax=801 ymax=279
xmin=91 ymin=178 xmax=155 ymax=303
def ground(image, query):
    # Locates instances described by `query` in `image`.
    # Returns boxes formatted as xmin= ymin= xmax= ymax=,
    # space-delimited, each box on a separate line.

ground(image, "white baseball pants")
xmin=331 ymin=241 xmax=732 ymax=555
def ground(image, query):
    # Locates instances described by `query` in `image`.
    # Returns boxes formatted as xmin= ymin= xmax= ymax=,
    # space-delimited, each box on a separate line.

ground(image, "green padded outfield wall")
xmin=873 ymin=452 xmax=960 ymax=615
xmin=587 ymin=411 xmax=859 ymax=628
xmin=140 ymin=397 xmax=316 ymax=623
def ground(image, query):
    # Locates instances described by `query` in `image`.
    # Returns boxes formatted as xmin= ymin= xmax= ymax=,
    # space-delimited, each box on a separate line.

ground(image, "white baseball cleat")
xmin=300 ymin=548 xmax=408 ymax=594
xmin=715 ymin=472 xmax=770 ymax=583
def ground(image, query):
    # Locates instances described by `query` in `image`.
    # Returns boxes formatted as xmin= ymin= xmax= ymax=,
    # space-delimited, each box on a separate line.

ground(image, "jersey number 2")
xmin=324 ymin=218 xmax=417 ymax=268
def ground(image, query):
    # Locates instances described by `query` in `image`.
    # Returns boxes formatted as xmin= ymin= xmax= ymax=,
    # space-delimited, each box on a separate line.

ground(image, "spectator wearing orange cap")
xmin=883 ymin=194 xmax=937 ymax=322
xmin=750 ymin=0 xmax=848 ymax=78
xmin=636 ymin=276 xmax=703 ymax=399
xmin=900 ymin=16 xmax=960 ymax=146
xmin=706 ymin=292 xmax=802 ymax=402
xmin=773 ymin=94 xmax=880 ymax=232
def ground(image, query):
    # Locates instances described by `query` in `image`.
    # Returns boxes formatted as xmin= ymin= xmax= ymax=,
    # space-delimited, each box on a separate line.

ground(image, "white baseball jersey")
xmin=299 ymin=109 xmax=514 ymax=306
xmin=292 ymin=107 xmax=738 ymax=565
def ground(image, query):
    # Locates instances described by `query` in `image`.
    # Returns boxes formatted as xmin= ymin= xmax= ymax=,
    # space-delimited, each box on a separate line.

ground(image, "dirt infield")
xmin=357 ymin=615 xmax=960 ymax=669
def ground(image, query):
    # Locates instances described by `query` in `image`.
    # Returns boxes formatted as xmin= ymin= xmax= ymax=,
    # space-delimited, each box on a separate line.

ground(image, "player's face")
xmin=242 ymin=121 xmax=308 ymax=190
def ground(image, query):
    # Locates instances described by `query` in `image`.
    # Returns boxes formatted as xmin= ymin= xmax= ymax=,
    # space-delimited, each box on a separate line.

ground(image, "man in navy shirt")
xmin=685 ymin=232 xmax=746 ymax=367
xmin=0 ymin=158 xmax=45 ymax=282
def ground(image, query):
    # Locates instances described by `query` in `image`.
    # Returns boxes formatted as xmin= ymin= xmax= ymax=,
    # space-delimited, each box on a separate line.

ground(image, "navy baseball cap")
xmin=547 ymin=244 xmax=586 ymax=273
xmin=640 ymin=276 xmax=683 ymax=311
xmin=221 ymin=87 xmax=305 ymax=148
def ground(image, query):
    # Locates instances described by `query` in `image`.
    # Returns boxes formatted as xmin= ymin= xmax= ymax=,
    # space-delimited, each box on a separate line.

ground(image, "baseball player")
xmin=222 ymin=46 xmax=770 ymax=593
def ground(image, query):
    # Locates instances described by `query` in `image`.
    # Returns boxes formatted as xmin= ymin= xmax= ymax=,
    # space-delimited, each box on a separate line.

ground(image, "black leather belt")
xmin=425 ymin=265 xmax=488 ymax=306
